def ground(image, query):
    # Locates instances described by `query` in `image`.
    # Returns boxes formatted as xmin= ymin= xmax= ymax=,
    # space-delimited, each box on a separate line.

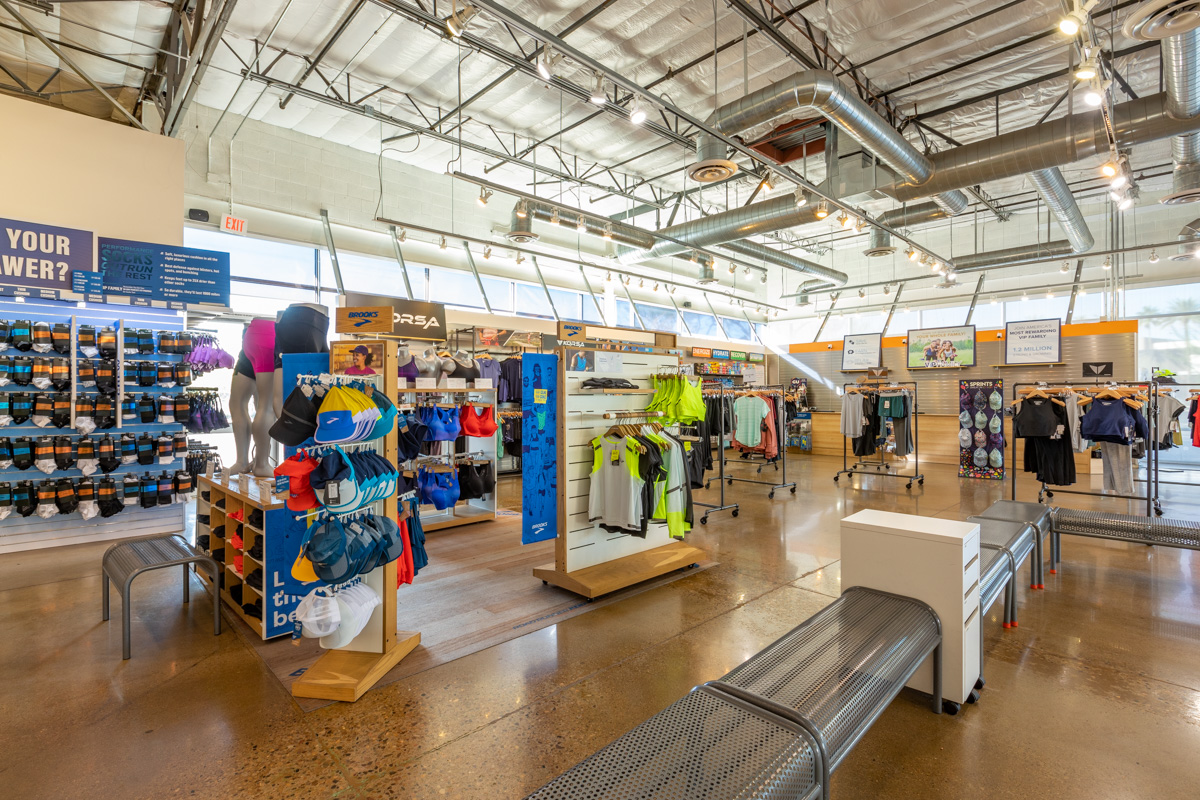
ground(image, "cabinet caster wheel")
xmin=768 ymin=492 xmax=775 ymax=499
xmin=967 ymin=689 xmax=980 ymax=704
xmin=790 ymin=487 xmax=796 ymax=494
xmin=942 ymin=700 xmax=961 ymax=715
xmin=700 ymin=516 xmax=708 ymax=525
xmin=731 ymin=509 xmax=739 ymax=517
xmin=542 ymin=580 xmax=548 ymax=586
xmin=975 ymin=677 xmax=986 ymax=691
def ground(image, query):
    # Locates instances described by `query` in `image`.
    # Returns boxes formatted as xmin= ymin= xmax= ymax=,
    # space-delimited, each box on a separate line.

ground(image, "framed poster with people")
xmin=906 ymin=325 xmax=976 ymax=368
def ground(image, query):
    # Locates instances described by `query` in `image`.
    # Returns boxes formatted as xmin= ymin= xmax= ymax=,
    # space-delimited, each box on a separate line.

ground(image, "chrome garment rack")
xmin=695 ymin=380 xmax=738 ymax=523
xmin=720 ymin=384 xmax=796 ymax=500
xmin=834 ymin=381 xmax=924 ymax=491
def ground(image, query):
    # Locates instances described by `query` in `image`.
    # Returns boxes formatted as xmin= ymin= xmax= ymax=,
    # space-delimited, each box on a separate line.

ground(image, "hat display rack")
xmin=834 ymin=380 xmax=925 ymax=491
xmin=0 ymin=297 xmax=196 ymax=554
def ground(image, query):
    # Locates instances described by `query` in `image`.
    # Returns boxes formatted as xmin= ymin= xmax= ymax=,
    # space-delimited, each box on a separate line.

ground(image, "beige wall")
xmin=0 ymin=95 xmax=184 ymax=250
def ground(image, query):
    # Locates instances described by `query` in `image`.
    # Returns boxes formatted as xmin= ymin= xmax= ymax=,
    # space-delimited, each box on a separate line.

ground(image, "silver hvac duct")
xmin=509 ymin=200 xmax=656 ymax=250
xmin=690 ymin=69 xmax=970 ymax=213
xmin=1162 ymin=28 xmax=1200 ymax=204
xmin=717 ymin=239 xmax=849 ymax=286
xmin=862 ymin=201 xmax=952 ymax=257
xmin=953 ymin=241 xmax=1076 ymax=273
xmin=1028 ymin=167 xmax=1094 ymax=253
xmin=617 ymin=194 xmax=821 ymax=264
xmin=889 ymin=93 xmax=1200 ymax=201
xmin=1169 ymin=218 xmax=1200 ymax=261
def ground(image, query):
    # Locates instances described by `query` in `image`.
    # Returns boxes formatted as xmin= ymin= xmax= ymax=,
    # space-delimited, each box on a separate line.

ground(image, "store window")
xmin=681 ymin=310 xmax=720 ymax=338
xmin=616 ymin=299 xmax=637 ymax=328
xmin=1071 ymin=291 xmax=1104 ymax=321
xmin=969 ymin=301 xmax=1004 ymax=329
xmin=849 ymin=311 xmax=887 ymax=334
xmin=920 ymin=304 xmax=969 ymax=328
xmin=186 ymin=228 xmax=317 ymax=287
xmin=722 ymin=317 xmax=754 ymax=342
xmin=885 ymin=309 xmax=920 ymax=336
xmin=634 ymin=302 xmax=679 ymax=333
xmin=1006 ymin=295 xmax=1069 ymax=322
xmin=549 ymin=287 xmax=583 ymax=320
xmin=429 ymin=266 xmax=486 ymax=309
xmin=821 ymin=315 xmax=848 ymax=341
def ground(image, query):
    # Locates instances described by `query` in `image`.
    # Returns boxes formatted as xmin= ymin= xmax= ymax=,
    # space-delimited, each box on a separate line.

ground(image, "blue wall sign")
xmin=522 ymin=353 xmax=559 ymax=545
xmin=98 ymin=237 xmax=230 ymax=306
xmin=1 ymin=217 xmax=93 ymax=291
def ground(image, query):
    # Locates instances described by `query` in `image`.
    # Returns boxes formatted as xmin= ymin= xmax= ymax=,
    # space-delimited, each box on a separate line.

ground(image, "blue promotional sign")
xmin=522 ymin=353 xmax=559 ymax=545
xmin=1 ymin=217 xmax=93 ymax=290
xmin=712 ymin=348 xmax=731 ymax=359
xmin=98 ymin=237 xmax=230 ymax=306
xmin=71 ymin=270 xmax=105 ymax=302
xmin=263 ymin=506 xmax=325 ymax=638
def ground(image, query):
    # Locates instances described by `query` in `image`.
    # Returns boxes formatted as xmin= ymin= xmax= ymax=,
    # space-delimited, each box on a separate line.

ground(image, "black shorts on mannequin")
xmin=234 ymin=350 xmax=254 ymax=379
xmin=273 ymin=305 xmax=329 ymax=368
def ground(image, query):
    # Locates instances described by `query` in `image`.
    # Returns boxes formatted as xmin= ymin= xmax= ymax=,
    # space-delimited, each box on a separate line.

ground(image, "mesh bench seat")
xmin=524 ymin=587 xmax=944 ymax=800
xmin=969 ymin=516 xmax=1037 ymax=629
xmin=524 ymin=684 xmax=823 ymax=800
xmin=101 ymin=534 xmax=221 ymax=660
xmin=1048 ymin=509 xmax=1200 ymax=573
xmin=976 ymin=500 xmax=1053 ymax=588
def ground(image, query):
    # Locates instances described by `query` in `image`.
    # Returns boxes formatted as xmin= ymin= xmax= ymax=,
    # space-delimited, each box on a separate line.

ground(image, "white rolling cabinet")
xmin=840 ymin=510 xmax=981 ymax=705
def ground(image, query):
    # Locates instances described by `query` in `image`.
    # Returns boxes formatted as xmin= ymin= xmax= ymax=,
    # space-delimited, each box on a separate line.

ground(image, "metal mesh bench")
xmin=975 ymin=500 xmax=1053 ymax=588
xmin=101 ymin=534 xmax=221 ymax=660
xmin=1048 ymin=509 xmax=1200 ymax=573
xmin=524 ymin=587 xmax=944 ymax=800
xmin=969 ymin=516 xmax=1036 ymax=630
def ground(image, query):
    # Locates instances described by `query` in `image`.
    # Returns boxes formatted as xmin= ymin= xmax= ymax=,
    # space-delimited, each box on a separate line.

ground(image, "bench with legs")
xmin=524 ymin=587 xmax=944 ymax=800
xmin=967 ymin=516 xmax=1036 ymax=691
xmin=975 ymin=500 xmax=1053 ymax=588
xmin=1047 ymin=509 xmax=1200 ymax=574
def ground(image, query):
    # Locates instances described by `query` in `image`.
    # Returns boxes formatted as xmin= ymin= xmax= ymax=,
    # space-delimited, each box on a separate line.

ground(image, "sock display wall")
xmin=0 ymin=299 xmax=192 ymax=553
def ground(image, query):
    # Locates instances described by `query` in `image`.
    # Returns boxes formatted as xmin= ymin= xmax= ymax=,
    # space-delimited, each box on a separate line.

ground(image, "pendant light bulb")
xmin=814 ymin=200 xmax=829 ymax=219
xmin=628 ymin=96 xmax=647 ymax=125
xmin=477 ymin=187 xmax=492 ymax=207
xmin=588 ymin=72 xmax=605 ymax=105
xmin=794 ymin=187 xmax=807 ymax=208
xmin=1102 ymin=256 xmax=1112 ymax=270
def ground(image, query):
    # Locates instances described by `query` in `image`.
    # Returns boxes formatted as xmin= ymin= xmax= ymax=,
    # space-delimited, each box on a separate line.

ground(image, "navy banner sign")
xmin=98 ymin=237 xmax=230 ymax=306
xmin=1 ymin=218 xmax=93 ymax=291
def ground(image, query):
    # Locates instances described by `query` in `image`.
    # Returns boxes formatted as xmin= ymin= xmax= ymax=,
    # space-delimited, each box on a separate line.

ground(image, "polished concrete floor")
xmin=3 ymin=454 xmax=1200 ymax=799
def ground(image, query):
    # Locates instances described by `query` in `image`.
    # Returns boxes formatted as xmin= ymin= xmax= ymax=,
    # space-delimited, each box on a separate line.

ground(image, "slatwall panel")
xmin=778 ymin=333 xmax=1137 ymax=415
xmin=562 ymin=352 xmax=678 ymax=573
xmin=0 ymin=300 xmax=187 ymax=553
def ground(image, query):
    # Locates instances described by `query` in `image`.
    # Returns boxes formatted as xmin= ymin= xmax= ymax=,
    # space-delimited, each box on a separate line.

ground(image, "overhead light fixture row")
xmin=443 ymin=2 xmax=479 ymax=38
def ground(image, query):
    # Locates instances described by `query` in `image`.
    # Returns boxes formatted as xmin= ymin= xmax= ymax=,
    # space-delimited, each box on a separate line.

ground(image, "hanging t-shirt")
xmin=587 ymin=435 xmax=644 ymax=532
xmin=840 ymin=393 xmax=866 ymax=437
xmin=733 ymin=395 xmax=769 ymax=447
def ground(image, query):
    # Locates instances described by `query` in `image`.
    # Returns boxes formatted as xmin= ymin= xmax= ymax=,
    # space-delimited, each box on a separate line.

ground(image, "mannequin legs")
xmin=273 ymin=367 xmax=284 ymax=418
xmin=228 ymin=372 xmax=255 ymax=474
xmin=251 ymin=370 xmax=277 ymax=477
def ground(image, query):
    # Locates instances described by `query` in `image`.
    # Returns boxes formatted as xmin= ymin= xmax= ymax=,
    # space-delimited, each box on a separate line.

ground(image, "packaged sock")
xmin=11 ymin=320 xmax=33 ymax=352
xmin=76 ymin=435 xmax=97 ymax=476
xmin=54 ymin=478 xmax=77 ymax=514
xmin=77 ymin=477 xmax=97 ymax=520
xmin=77 ymin=325 xmax=98 ymax=358
xmin=31 ymin=393 xmax=53 ymax=428
xmin=36 ymin=479 xmax=57 ymax=518
xmin=51 ymin=323 xmax=71 ymax=355
xmin=53 ymin=435 xmax=74 ymax=470
xmin=0 ymin=437 xmax=11 ymax=469
xmin=32 ymin=321 xmax=53 ymax=353
xmin=31 ymin=357 xmax=52 ymax=389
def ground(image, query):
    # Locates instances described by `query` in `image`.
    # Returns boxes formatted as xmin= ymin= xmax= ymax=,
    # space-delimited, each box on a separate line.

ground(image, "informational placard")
xmin=342 ymin=291 xmax=446 ymax=341
xmin=445 ymin=378 xmax=467 ymax=389
xmin=595 ymin=351 xmax=624 ymax=372
xmin=1005 ymin=319 xmax=1061 ymax=364
xmin=98 ymin=237 xmax=230 ymax=306
xmin=522 ymin=353 xmax=558 ymax=545
xmin=2 ymin=217 xmax=93 ymax=291
xmin=907 ymin=325 xmax=976 ymax=368
xmin=474 ymin=378 xmax=493 ymax=389
xmin=730 ymin=351 xmax=747 ymax=361
xmin=748 ymin=352 xmax=765 ymax=363
xmin=959 ymin=378 xmax=1005 ymax=480
xmin=691 ymin=347 xmax=712 ymax=358
xmin=712 ymin=348 xmax=731 ymax=360
xmin=842 ymin=333 xmax=883 ymax=371
xmin=71 ymin=270 xmax=105 ymax=303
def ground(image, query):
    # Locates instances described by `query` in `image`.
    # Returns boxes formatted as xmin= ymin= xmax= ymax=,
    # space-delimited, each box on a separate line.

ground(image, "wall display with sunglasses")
xmin=0 ymin=296 xmax=207 ymax=553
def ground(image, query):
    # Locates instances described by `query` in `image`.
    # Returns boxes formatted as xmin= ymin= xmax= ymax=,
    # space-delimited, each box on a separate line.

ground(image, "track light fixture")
xmin=689 ymin=251 xmax=698 ymax=265
xmin=1102 ymin=256 xmax=1112 ymax=269
xmin=759 ymin=271 xmax=768 ymax=285
xmin=728 ymin=261 xmax=737 ymax=274
xmin=477 ymin=187 xmax=493 ymax=207
xmin=1100 ymin=161 xmax=1118 ymax=178
xmin=835 ymin=212 xmax=849 ymax=228
xmin=605 ymin=271 xmax=612 ymax=282
xmin=883 ymin=284 xmax=892 ymax=296
xmin=588 ymin=72 xmax=606 ymax=105
xmin=639 ymin=278 xmax=644 ymax=288
xmin=549 ymin=208 xmax=560 ymax=225
xmin=628 ymin=96 xmax=647 ymax=125
xmin=1078 ymin=287 xmax=1088 ymax=296
xmin=1058 ymin=0 xmax=1098 ymax=36
xmin=483 ymin=246 xmax=492 ymax=260
xmin=669 ymin=285 xmax=676 ymax=294
xmin=515 ymin=253 xmax=525 ymax=265
xmin=794 ymin=187 xmax=807 ymax=208
xmin=743 ymin=266 xmax=752 ymax=278
xmin=1074 ymin=56 xmax=1098 ymax=81
xmin=1149 ymin=249 xmax=1160 ymax=264
xmin=814 ymin=200 xmax=829 ymax=219
xmin=989 ymin=296 xmax=997 ymax=305
xmin=1061 ymin=261 xmax=1070 ymax=273
xmin=906 ymin=247 xmax=920 ymax=262
xmin=514 ymin=200 xmax=528 ymax=218
xmin=397 ymin=228 xmax=406 ymax=242
xmin=761 ymin=172 xmax=775 ymax=193
xmin=603 ymin=222 xmax=613 ymax=240
xmin=858 ymin=288 xmax=866 ymax=299
xmin=576 ymin=215 xmax=587 ymax=233
xmin=1084 ymin=79 xmax=1110 ymax=107
xmin=443 ymin=2 xmax=479 ymax=38
xmin=536 ymin=47 xmax=561 ymax=81
xmin=623 ymin=275 xmax=631 ymax=286
xmin=1046 ymin=290 xmax=1054 ymax=299
xmin=439 ymin=236 xmax=447 ymax=249
xmin=653 ymin=282 xmax=659 ymax=292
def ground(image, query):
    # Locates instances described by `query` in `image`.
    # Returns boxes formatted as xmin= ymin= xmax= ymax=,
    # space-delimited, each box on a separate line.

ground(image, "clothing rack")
xmin=1009 ymin=380 xmax=1155 ymax=516
xmin=1146 ymin=375 xmax=1200 ymax=516
xmin=724 ymin=384 xmax=796 ymax=500
xmin=835 ymin=381 xmax=924 ymax=490
xmin=695 ymin=380 xmax=738 ymax=523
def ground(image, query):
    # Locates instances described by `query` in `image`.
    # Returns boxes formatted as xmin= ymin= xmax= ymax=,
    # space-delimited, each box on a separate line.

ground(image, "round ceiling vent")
xmin=688 ymin=158 xmax=738 ymax=182
xmin=863 ymin=244 xmax=897 ymax=257
xmin=1123 ymin=0 xmax=1200 ymax=40
xmin=505 ymin=230 xmax=539 ymax=244
xmin=1160 ymin=186 xmax=1200 ymax=204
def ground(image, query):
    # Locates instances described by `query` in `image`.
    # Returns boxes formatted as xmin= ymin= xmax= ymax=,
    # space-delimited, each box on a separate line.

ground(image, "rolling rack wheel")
xmin=731 ymin=508 xmax=739 ymax=517
xmin=918 ymin=478 xmax=924 ymax=485
xmin=966 ymin=689 xmax=981 ymax=704
xmin=700 ymin=516 xmax=708 ymax=525
xmin=942 ymin=700 xmax=961 ymax=715
xmin=790 ymin=487 xmax=796 ymax=494
xmin=906 ymin=482 xmax=913 ymax=490
xmin=1046 ymin=490 xmax=1055 ymax=498
xmin=833 ymin=476 xmax=839 ymax=483
xmin=768 ymin=491 xmax=775 ymax=499
xmin=727 ymin=479 xmax=733 ymax=486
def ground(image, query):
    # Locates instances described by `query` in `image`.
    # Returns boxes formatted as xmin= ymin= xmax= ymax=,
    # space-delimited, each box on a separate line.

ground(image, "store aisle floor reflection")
xmin=2 ymin=453 xmax=1199 ymax=799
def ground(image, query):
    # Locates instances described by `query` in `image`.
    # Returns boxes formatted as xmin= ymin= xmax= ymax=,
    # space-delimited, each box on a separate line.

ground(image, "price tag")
xmin=610 ymin=448 xmax=620 ymax=465
xmin=446 ymin=378 xmax=467 ymax=390
xmin=474 ymin=378 xmax=493 ymax=390
xmin=398 ymin=379 xmax=409 ymax=390
xmin=415 ymin=378 xmax=436 ymax=389
xmin=534 ymin=388 xmax=548 ymax=405
xmin=275 ymin=475 xmax=290 ymax=494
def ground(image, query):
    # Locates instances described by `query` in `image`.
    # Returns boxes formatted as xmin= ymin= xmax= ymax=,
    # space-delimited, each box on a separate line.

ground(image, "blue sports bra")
xmin=418 ymin=467 xmax=460 ymax=509
xmin=419 ymin=406 xmax=461 ymax=442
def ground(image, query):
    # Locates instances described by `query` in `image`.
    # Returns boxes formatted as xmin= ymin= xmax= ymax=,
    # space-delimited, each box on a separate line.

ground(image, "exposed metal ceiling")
xmin=0 ymin=0 xmax=1193 ymax=318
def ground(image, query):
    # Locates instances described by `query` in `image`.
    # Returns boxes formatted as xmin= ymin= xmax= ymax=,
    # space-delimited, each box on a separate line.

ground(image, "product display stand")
xmin=724 ymin=385 xmax=797 ymax=499
xmin=1009 ymin=379 xmax=1154 ymax=516
xmin=533 ymin=349 xmax=705 ymax=599
xmin=289 ymin=341 xmax=420 ymax=702
xmin=834 ymin=381 xmax=924 ymax=491
xmin=401 ymin=385 xmax=497 ymax=532
xmin=696 ymin=380 xmax=738 ymax=523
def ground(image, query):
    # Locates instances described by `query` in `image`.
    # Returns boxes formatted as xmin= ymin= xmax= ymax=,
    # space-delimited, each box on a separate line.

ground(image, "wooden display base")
xmin=533 ymin=541 xmax=705 ymax=599
xmin=291 ymin=632 xmax=422 ymax=702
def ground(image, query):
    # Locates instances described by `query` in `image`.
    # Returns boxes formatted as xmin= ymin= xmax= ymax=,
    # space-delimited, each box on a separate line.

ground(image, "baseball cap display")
xmin=269 ymin=386 xmax=319 ymax=446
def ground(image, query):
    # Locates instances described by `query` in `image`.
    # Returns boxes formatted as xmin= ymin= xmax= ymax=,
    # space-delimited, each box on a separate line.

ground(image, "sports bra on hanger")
xmin=459 ymin=403 xmax=498 ymax=437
